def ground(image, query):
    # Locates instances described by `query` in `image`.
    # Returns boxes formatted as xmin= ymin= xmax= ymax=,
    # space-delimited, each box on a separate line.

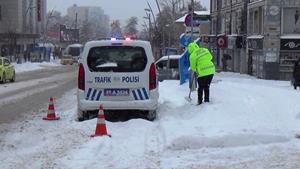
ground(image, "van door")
xmin=85 ymin=46 xmax=150 ymax=101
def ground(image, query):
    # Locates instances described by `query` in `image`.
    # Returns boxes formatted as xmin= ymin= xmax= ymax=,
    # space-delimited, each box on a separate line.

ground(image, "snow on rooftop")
xmin=68 ymin=44 xmax=84 ymax=47
xmin=176 ymin=11 xmax=211 ymax=23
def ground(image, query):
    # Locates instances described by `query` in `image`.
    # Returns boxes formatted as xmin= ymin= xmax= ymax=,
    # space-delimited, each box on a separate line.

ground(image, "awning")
xmin=280 ymin=35 xmax=300 ymax=39
xmin=247 ymin=35 xmax=264 ymax=39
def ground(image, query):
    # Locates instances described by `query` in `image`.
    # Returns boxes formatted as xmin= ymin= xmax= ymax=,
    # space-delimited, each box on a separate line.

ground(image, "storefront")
xmin=279 ymin=36 xmax=300 ymax=80
xmin=247 ymin=36 xmax=264 ymax=78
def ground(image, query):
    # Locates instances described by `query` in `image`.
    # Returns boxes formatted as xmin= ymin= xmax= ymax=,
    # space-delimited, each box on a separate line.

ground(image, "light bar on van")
xmin=111 ymin=37 xmax=117 ymax=41
xmin=125 ymin=37 xmax=131 ymax=41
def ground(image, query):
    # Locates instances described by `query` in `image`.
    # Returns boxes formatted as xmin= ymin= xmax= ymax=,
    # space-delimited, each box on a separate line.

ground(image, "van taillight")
xmin=149 ymin=63 xmax=157 ymax=90
xmin=78 ymin=63 xmax=85 ymax=90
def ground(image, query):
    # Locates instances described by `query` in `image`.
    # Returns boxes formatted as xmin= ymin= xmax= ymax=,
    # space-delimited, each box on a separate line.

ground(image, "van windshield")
xmin=69 ymin=47 xmax=81 ymax=56
xmin=87 ymin=46 xmax=147 ymax=72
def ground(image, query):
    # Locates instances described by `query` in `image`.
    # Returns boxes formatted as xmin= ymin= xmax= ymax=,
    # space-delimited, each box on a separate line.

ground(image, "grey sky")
xmin=47 ymin=0 xmax=210 ymax=26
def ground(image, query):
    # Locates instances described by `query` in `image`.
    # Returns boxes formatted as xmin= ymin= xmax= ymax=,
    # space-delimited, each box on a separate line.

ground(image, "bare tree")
xmin=110 ymin=20 xmax=122 ymax=38
xmin=123 ymin=17 xmax=139 ymax=38
xmin=80 ymin=21 xmax=93 ymax=43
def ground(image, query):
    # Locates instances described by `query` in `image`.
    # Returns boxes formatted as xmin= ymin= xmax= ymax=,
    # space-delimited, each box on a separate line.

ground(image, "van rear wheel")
xmin=146 ymin=110 xmax=157 ymax=121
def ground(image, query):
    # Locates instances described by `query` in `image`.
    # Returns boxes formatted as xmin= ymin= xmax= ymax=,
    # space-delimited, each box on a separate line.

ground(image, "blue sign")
xmin=179 ymin=33 xmax=191 ymax=47
xmin=179 ymin=51 xmax=190 ymax=85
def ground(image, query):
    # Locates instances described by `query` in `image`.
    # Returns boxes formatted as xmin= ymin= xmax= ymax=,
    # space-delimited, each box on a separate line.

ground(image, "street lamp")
xmin=143 ymin=11 xmax=152 ymax=43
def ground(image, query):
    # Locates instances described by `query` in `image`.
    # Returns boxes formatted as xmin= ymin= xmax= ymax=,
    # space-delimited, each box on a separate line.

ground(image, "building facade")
xmin=67 ymin=4 xmax=108 ymax=28
xmin=66 ymin=4 xmax=110 ymax=41
xmin=210 ymin=0 xmax=248 ymax=73
xmin=248 ymin=0 xmax=300 ymax=80
xmin=0 ymin=0 xmax=47 ymax=60
xmin=211 ymin=0 xmax=300 ymax=80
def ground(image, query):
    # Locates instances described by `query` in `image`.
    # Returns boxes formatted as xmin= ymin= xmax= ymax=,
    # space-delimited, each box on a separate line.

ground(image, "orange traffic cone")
xmin=91 ymin=105 xmax=111 ymax=137
xmin=43 ymin=97 xmax=60 ymax=121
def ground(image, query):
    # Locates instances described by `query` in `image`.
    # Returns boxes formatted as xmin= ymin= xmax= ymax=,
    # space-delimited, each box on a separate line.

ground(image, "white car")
xmin=77 ymin=38 xmax=159 ymax=121
xmin=156 ymin=55 xmax=181 ymax=81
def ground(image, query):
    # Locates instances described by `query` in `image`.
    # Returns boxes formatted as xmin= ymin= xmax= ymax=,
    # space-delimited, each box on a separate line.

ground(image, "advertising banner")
xmin=60 ymin=25 xmax=79 ymax=43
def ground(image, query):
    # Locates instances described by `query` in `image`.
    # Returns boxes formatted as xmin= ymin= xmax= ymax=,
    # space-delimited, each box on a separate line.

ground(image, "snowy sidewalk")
xmin=13 ymin=59 xmax=62 ymax=73
xmin=1 ymin=72 xmax=300 ymax=169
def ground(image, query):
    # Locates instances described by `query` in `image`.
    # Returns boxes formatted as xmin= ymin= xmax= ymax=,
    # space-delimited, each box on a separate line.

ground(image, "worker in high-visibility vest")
xmin=188 ymin=42 xmax=216 ymax=105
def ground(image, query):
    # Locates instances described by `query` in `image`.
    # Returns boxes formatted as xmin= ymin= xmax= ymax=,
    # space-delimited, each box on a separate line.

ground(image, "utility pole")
xmin=191 ymin=0 xmax=194 ymax=40
xmin=75 ymin=13 xmax=78 ymax=30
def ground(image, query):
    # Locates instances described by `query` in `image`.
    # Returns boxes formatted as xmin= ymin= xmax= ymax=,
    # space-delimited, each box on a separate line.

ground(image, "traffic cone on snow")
xmin=91 ymin=105 xmax=111 ymax=137
xmin=43 ymin=97 xmax=60 ymax=121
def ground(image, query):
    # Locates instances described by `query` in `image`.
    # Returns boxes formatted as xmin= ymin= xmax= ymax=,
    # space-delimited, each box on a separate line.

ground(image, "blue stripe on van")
xmin=132 ymin=90 xmax=138 ymax=100
xmin=142 ymin=88 xmax=149 ymax=99
xmin=91 ymin=89 xmax=97 ymax=101
xmin=137 ymin=89 xmax=144 ymax=100
xmin=96 ymin=90 xmax=102 ymax=101
xmin=86 ymin=88 xmax=92 ymax=100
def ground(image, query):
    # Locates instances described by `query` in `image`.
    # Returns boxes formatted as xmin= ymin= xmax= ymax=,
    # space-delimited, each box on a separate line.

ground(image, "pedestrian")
xmin=222 ymin=55 xmax=227 ymax=71
xmin=293 ymin=58 xmax=300 ymax=90
xmin=188 ymin=42 xmax=216 ymax=105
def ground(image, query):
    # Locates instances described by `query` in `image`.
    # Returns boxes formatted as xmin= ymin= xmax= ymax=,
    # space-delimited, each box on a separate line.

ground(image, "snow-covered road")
xmin=1 ymin=72 xmax=300 ymax=169
xmin=0 ymin=64 xmax=76 ymax=123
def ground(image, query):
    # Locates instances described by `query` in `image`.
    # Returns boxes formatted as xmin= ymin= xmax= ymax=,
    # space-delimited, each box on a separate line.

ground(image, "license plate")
xmin=104 ymin=89 xmax=129 ymax=96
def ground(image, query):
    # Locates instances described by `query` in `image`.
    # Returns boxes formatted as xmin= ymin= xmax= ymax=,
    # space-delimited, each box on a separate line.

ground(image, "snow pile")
xmin=1 ymin=72 xmax=300 ymax=169
xmin=13 ymin=60 xmax=61 ymax=73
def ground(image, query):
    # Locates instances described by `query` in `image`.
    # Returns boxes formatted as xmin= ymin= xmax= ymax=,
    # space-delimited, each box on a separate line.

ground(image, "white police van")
xmin=77 ymin=38 xmax=159 ymax=121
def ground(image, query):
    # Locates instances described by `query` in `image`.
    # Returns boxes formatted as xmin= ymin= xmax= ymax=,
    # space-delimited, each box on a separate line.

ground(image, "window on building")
xmin=0 ymin=5 xmax=2 ymax=21
xmin=248 ymin=10 xmax=254 ymax=34
xmin=222 ymin=0 xmax=226 ymax=8
xmin=253 ymin=7 xmax=263 ymax=34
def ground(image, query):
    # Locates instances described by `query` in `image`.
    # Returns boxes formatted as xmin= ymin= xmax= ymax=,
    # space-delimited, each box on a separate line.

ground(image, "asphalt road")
xmin=0 ymin=65 xmax=77 ymax=124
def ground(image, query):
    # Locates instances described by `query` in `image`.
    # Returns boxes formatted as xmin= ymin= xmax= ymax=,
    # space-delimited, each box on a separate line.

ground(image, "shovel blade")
xmin=185 ymin=96 xmax=192 ymax=102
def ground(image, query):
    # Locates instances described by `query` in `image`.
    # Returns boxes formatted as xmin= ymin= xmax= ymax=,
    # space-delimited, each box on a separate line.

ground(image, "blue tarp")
xmin=179 ymin=38 xmax=201 ymax=85
xmin=179 ymin=50 xmax=190 ymax=85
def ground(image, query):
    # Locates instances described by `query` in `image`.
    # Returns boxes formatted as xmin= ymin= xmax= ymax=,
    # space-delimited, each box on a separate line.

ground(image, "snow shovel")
xmin=185 ymin=73 xmax=196 ymax=102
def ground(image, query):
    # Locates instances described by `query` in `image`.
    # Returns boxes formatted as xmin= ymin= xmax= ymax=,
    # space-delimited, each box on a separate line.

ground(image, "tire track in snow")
xmin=143 ymin=117 xmax=167 ymax=169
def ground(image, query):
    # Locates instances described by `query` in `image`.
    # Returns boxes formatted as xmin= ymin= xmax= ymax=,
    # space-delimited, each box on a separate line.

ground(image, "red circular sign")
xmin=217 ymin=36 xmax=227 ymax=49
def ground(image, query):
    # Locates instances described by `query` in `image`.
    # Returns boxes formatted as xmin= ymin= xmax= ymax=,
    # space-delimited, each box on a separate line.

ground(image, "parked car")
xmin=60 ymin=55 xmax=74 ymax=65
xmin=0 ymin=57 xmax=15 ymax=83
xmin=77 ymin=38 xmax=159 ymax=121
xmin=155 ymin=55 xmax=181 ymax=81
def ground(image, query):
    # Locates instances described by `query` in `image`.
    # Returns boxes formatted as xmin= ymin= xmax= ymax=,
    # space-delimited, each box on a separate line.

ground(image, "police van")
xmin=77 ymin=38 xmax=159 ymax=121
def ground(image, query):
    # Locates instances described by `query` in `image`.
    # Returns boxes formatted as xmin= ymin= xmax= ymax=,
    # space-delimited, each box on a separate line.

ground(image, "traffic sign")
xmin=184 ymin=13 xmax=210 ymax=27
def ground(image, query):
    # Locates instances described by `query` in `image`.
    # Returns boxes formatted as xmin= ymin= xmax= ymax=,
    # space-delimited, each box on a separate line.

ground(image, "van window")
xmin=156 ymin=60 xmax=167 ymax=69
xmin=169 ymin=59 xmax=179 ymax=69
xmin=69 ymin=47 xmax=81 ymax=56
xmin=87 ymin=46 xmax=147 ymax=72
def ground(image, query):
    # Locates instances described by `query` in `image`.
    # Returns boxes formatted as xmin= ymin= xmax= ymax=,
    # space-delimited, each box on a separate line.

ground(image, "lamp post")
xmin=143 ymin=11 xmax=152 ymax=44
